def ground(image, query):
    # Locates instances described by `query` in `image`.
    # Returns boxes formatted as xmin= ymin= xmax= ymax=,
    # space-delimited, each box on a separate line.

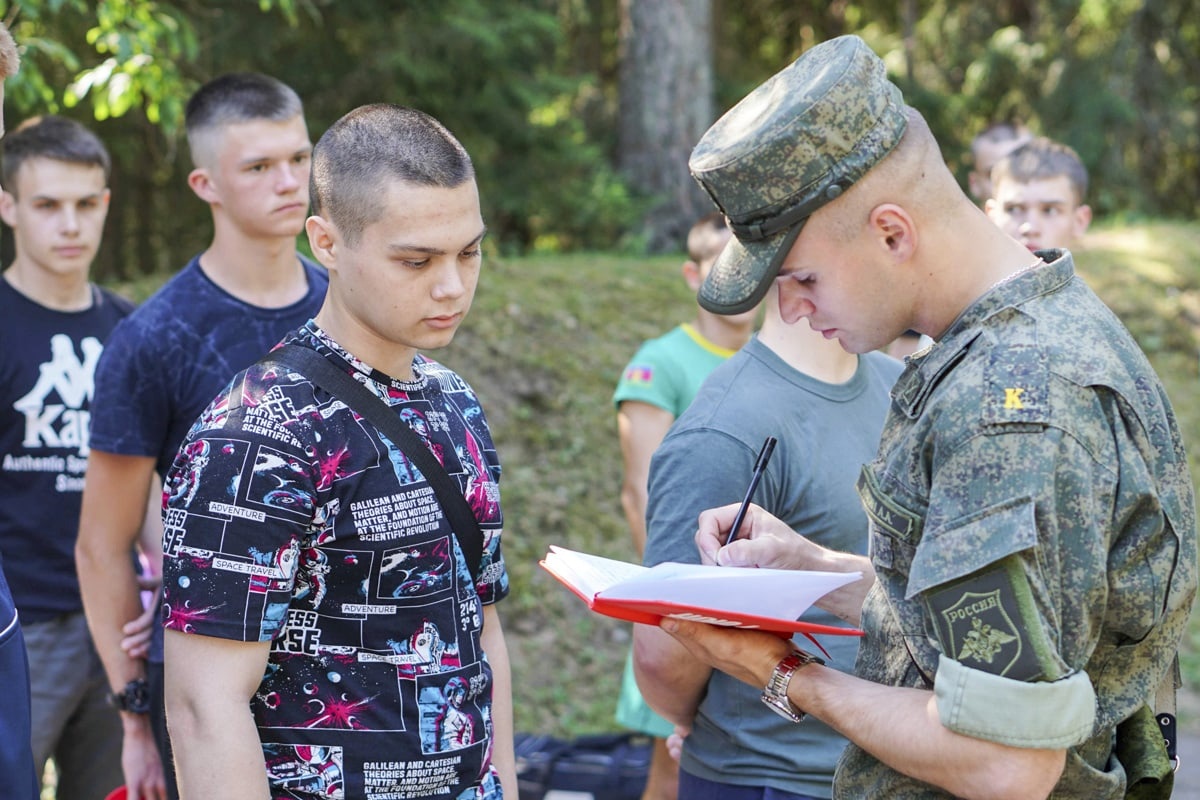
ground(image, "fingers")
xmin=136 ymin=573 xmax=163 ymax=591
xmin=123 ymin=604 xmax=155 ymax=635
xmin=666 ymin=725 xmax=689 ymax=761
xmin=121 ymin=631 xmax=152 ymax=659
xmin=695 ymin=502 xmax=747 ymax=564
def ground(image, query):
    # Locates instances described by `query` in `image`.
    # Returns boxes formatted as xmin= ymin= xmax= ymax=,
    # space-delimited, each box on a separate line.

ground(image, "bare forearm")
xmin=165 ymin=631 xmax=274 ymax=799
xmin=617 ymin=402 xmax=674 ymax=559
xmin=797 ymin=665 xmax=1063 ymax=800
xmin=77 ymin=453 xmax=158 ymax=691
xmin=661 ymin=620 xmax=1064 ymax=800
xmin=619 ymin=483 xmax=649 ymax=557
xmin=78 ymin=519 xmax=147 ymax=687
xmin=806 ymin=549 xmax=874 ymax=628
xmin=631 ymin=625 xmax=711 ymax=727
xmin=169 ymin=698 xmax=269 ymax=799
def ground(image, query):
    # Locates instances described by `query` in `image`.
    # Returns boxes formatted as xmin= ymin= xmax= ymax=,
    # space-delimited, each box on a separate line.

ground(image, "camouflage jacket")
xmin=838 ymin=251 xmax=1197 ymax=798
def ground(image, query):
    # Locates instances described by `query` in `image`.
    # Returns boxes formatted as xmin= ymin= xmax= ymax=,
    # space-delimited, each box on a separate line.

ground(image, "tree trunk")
xmin=617 ymin=0 xmax=715 ymax=253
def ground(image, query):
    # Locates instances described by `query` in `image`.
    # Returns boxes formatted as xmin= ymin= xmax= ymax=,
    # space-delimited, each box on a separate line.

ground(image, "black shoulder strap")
xmin=262 ymin=343 xmax=485 ymax=583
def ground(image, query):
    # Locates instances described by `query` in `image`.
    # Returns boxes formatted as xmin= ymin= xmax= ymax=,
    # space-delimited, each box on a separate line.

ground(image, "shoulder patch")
xmin=924 ymin=555 xmax=1065 ymax=682
xmin=622 ymin=364 xmax=654 ymax=385
xmin=983 ymin=344 xmax=1049 ymax=426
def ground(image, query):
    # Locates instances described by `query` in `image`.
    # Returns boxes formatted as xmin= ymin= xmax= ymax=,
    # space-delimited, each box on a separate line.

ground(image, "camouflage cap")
xmin=690 ymin=35 xmax=908 ymax=315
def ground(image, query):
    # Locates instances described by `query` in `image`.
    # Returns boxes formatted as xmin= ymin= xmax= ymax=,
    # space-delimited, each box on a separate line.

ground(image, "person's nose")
xmin=61 ymin=206 xmax=80 ymax=236
xmin=275 ymin=161 xmax=302 ymax=193
xmin=778 ymin=283 xmax=813 ymax=324
xmin=432 ymin=261 xmax=468 ymax=301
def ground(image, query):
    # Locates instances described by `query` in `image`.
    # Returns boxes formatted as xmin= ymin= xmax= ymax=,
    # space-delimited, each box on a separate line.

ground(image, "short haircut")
xmin=185 ymin=72 xmax=304 ymax=167
xmin=0 ymin=23 xmax=19 ymax=80
xmin=1 ymin=115 xmax=111 ymax=197
xmin=310 ymin=104 xmax=474 ymax=246
xmin=991 ymin=136 xmax=1089 ymax=204
xmin=971 ymin=121 xmax=1031 ymax=159
xmin=686 ymin=211 xmax=729 ymax=262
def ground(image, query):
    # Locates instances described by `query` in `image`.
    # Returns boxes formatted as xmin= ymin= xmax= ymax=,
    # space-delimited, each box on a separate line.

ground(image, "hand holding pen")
xmin=725 ymin=435 xmax=777 ymax=546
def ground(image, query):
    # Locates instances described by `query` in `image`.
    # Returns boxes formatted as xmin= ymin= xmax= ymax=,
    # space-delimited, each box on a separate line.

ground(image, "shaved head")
xmin=821 ymin=107 xmax=962 ymax=241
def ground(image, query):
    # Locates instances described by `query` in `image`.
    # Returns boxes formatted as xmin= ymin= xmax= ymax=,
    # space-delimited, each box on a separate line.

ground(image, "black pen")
xmin=725 ymin=436 xmax=777 ymax=546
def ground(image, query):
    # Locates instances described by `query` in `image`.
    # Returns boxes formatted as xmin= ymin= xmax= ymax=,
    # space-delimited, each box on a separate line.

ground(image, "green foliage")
xmin=2 ymin=0 xmax=302 ymax=133
xmin=894 ymin=0 xmax=1199 ymax=219
xmin=3 ymin=1 xmax=1198 ymax=269
xmin=282 ymin=1 xmax=642 ymax=252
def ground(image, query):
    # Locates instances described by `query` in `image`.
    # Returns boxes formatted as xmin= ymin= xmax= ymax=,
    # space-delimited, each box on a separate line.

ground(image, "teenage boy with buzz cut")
xmin=985 ymin=135 xmax=1092 ymax=254
xmin=0 ymin=113 xmax=131 ymax=800
xmin=163 ymin=103 xmax=515 ymax=800
xmin=77 ymin=72 xmax=328 ymax=800
xmin=0 ymin=24 xmax=42 ymax=800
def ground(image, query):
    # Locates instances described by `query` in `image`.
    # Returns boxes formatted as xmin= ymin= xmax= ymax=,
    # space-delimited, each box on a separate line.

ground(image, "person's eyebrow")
xmin=237 ymin=145 xmax=312 ymax=168
xmin=387 ymin=227 xmax=487 ymax=256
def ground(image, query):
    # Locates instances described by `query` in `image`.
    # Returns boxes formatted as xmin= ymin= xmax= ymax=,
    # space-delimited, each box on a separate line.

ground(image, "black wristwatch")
xmin=108 ymin=678 xmax=151 ymax=714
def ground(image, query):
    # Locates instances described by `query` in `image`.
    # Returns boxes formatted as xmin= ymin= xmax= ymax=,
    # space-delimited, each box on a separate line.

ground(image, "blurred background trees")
xmin=1 ymin=0 xmax=1197 ymax=280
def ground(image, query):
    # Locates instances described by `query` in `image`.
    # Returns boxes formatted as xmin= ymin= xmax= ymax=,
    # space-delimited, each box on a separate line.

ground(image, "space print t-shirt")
xmin=162 ymin=322 xmax=508 ymax=800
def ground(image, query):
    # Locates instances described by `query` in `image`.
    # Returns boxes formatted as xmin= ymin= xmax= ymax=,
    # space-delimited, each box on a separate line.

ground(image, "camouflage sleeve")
xmin=907 ymin=331 xmax=1191 ymax=749
xmin=905 ymin=346 xmax=1121 ymax=746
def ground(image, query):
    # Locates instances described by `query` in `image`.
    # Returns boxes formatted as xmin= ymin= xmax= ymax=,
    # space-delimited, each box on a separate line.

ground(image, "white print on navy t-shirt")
xmin=13 ymin=333 xmax=102 ymax=456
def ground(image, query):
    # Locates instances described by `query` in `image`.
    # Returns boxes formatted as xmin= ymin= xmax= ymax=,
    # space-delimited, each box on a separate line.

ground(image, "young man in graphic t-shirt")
xmin=77 ymin=73 xmax=327 ymax=800
xmin=163 ymin=104 xmax=514 ymax=799
xmin=0 ymin=114 xmax=132 ymax=800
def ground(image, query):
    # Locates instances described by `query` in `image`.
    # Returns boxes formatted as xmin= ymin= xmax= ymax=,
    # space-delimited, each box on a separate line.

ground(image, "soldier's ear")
xmin=869 ymin=203 xmax=917 ymax=262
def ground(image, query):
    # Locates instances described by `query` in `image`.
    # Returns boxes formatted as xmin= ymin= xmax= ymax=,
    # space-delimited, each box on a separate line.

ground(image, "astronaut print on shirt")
xmin=162 ymin=323 xmax=508 ymax=800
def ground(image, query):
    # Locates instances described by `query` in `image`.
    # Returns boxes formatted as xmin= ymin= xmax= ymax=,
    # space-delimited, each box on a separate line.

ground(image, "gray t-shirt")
xmin=645 ymin=335 xmax=901 ymax=799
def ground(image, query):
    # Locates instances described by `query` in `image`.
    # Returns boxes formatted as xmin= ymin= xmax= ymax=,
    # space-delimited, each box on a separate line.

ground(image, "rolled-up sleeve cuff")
xmin=934 ymin=654 xmax=1096 ymax=748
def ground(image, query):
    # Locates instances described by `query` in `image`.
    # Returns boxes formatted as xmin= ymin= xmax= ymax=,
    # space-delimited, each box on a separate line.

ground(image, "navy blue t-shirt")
xmin=91 ymin=255 xmax=329 ymax=478
xmin=90 ymin=254 xmax=328 ymax=659
xmin=0 ymin=280 xmax=135 ymax=621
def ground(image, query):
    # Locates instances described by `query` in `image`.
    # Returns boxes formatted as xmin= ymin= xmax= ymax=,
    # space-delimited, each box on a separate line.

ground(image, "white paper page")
xmin=600 ymin=561 xmax=859 ymax=622
xmin=543 ymin=546 xmax=648 ymax=597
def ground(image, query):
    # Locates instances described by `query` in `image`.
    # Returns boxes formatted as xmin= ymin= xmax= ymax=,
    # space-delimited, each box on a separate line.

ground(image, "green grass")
xmin=100 ymin=222 xmax=1200 ymax=742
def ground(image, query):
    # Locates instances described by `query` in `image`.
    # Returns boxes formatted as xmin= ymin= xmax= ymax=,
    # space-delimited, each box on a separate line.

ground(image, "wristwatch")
xmin=107 ymin=678 xmax=151 ymax=714
xmin=761 ymin=648 xmax=824 ymax=722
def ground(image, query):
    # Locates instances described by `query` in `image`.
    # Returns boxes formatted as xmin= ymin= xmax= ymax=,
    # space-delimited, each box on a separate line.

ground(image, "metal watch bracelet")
xmin=761 ymin=648 xmax=824 ymax=723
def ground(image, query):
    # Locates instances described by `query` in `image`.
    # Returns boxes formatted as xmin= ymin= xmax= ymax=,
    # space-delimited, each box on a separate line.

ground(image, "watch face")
xmin=111 ymin=678 xmax=151 ymax=714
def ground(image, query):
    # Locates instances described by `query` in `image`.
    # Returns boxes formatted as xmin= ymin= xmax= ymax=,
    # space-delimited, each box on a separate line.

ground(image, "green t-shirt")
xmin=613 ymin=323 xmax=736 ymax=415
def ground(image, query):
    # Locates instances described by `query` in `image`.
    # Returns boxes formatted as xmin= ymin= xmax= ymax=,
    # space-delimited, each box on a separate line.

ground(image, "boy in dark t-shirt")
xmin=163 ymin=104 xmax=515 ymax=799
xmin=0 ymin=114 xmax=131 ymax=800
xmin=77 ymin=72 xmax=327 ymax=800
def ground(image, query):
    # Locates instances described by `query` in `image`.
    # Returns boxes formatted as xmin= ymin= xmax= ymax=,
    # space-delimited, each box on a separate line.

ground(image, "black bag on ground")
xmin=513 ymin=731 xmax=652 ymax=800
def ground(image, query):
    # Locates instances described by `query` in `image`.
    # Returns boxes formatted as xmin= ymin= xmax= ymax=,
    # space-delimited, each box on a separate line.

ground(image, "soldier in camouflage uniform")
xmin=657 ymin=34 xmax=1197 ymax=800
